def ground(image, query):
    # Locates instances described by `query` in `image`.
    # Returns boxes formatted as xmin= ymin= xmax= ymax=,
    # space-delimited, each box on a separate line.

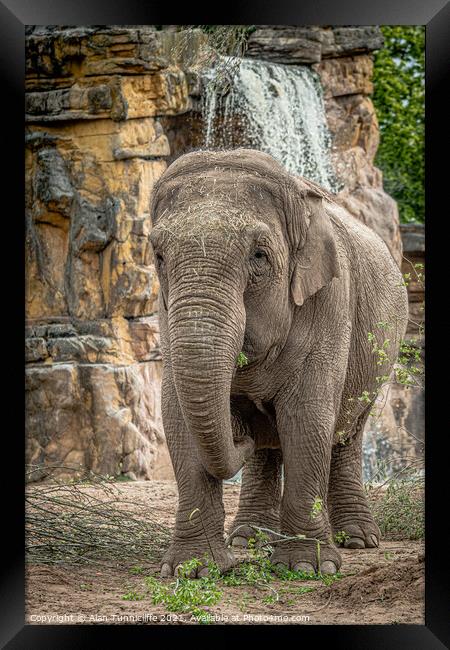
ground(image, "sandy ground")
xmin=25 ymin=480 xmax=424 ymax=625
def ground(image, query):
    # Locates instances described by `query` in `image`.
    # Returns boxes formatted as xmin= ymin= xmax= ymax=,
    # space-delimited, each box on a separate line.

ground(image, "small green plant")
xmin=375 ymin=321 xmax=390 ymax=330
xmin=145 ymin=558 xmax=222 ymax=621
xmin=129 ymin=565 xmax=144 ymax=575
xmin=367 ymin=331 xmax=392 ymax=367
xmin=223 ymin=533 xmax=274 ymax=588
xmin=142 ymin=528 xmax=343 ymax=621
xmin=237 ymin=592 xmax=252 ymax=612
xmin=320 ymin=573 xmax=342 ymax=587
xmin=336 ymin=431 xmax=348 ymax=446
xmin=122 ymin=590 xmax=145 ymax=601
xmin=310 ymin=496 xmax=323 ymax=520
xmin=236 ymin=351 xmax=249 ymax=368
xmin=262 ymin=593 xmax=277 ymax=605
xmin=334 ymin=530 xmax=350 ymax=545
xmin=358 ymin=390 xmax=375 ymax=404
xmin=395 ymin=339 xmax=423 ymax=385
xmin=289 ymin=585 xmax=315 ymax=595
xmin=400 ymin=272 xmax=412 ymax=287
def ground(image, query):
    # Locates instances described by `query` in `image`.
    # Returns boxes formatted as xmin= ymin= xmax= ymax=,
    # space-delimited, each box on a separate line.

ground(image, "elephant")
xmin=149 ymin=148 xmax=409 ymax=578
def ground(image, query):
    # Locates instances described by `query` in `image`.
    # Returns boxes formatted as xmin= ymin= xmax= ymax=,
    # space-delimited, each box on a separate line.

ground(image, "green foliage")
xmin=222 ymin=534 xmax=274 ymax=587
xmin=395 ymin=338 xmax=423 ymax=387
xmin=129 ymin=565 xmax=145 ymax=575
xmin=373 ymin=27 xmax=425 ymax=223
xmin=236 ymin=351 xmax=249 ymax=368
xmin=368 ymin=474 xmax=424 ymax=540
xmin=142 ymin=535 xmax=342 ymax=622
xmin=145 ymin=558 xmax=223 ymax=622
xmin=367 ymin=316 xmax=424 ymax=392
xmin=122 ymin=589 xmax=145 ymax=601
xmin=334 ymin=530 xmax=351 ymax=545
xmin=358 ymin=389 xmax=375 ymax=404
xmin=310 ymin=496 xmax=323 ymax=520
xmin=336 ymin=430 xmax=349 ymax=446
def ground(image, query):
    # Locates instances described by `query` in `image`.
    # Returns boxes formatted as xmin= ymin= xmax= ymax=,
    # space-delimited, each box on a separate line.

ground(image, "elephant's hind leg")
xmin=228 ymin=448 xmax=283 ymax=548
xmin=328 ymin=411 xmax=380 ymax=549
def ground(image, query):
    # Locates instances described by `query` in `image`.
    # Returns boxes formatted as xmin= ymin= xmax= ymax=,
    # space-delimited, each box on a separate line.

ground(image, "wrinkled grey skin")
xmin=149 ymin=149 xmax=409 ymax=578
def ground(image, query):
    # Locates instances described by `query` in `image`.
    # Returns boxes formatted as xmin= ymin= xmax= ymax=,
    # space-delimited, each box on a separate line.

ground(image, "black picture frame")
xmin=2 ymin=1 xmax=449 ymax=647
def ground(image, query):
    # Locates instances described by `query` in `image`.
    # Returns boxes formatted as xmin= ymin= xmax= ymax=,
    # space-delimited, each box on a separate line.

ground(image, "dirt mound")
xmin=323 ymin=555 xmax=424 ymax=606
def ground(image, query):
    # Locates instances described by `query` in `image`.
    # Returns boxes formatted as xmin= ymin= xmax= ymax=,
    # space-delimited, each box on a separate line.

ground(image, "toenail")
xmin=344 ymin=537 xmax=365 ymax=549
xmin=160 ymin=563 xmax=172 ymax=577
xmin=320 ymin=561 xmax=337 ymax=575
xmin=294 ymin=562 xmax=315 ymax=574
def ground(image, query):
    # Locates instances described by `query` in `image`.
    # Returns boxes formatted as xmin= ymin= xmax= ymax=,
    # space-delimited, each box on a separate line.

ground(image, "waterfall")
xmin=202 ymin=57 xmax=339 ymax=193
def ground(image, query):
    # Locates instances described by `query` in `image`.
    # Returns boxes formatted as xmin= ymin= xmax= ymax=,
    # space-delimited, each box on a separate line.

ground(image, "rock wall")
xmin=25 ymin=26 xmax=192 ymax=481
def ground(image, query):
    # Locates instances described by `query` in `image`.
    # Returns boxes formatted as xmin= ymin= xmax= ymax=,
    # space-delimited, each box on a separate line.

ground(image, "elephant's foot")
xmin=270 ymin=540 xmax=342 ymax=576
xmin=331 ymin=512 xmax=381 ymax=549
xmin=160 ymin=541 xmax=236 ymax=578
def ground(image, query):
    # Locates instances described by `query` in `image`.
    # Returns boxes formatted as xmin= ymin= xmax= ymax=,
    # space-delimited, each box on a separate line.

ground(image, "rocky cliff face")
xmin=25 ymin=26 xmax=419 ymax=482
xmin=25 ymin=26 xmax=191 ymax=480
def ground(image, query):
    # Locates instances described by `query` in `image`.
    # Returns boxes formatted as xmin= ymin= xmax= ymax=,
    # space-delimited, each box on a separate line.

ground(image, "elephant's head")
xmin=150 ymin=149 xmax=340 ymax=480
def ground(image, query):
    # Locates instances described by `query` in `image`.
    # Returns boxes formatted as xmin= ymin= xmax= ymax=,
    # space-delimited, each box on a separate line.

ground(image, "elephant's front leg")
xmin=273 ymin=388 xmax=341 ymax=576
xmin=160 ymin=372 xmax=235 ymax=577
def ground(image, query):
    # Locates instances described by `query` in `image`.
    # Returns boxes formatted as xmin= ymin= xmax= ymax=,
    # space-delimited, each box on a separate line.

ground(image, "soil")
xmin=25 ymin=480 xmax=424 ymax=626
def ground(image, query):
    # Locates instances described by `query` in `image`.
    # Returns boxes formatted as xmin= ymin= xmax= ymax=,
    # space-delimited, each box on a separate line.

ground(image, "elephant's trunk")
xmin=168 ymin=281 xmax=254 ymax=480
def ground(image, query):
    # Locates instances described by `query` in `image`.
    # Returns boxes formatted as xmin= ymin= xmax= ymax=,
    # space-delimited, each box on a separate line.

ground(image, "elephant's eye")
xmin=248 ymin=245 xmax=272 ymax=289
xmin=155 ymin=253 xmax=164 ymax=265
xmin=252 ymin=248 xmax=267 ymax=261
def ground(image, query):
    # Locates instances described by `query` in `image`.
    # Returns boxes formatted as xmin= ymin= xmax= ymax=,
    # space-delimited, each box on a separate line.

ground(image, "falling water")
xmin=202 ymin=57 xmax=339 ymax=193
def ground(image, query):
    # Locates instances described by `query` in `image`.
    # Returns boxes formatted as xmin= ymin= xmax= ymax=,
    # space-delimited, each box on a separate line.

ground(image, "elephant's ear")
xmin=288 ymin=184 xmax=341 ymax=307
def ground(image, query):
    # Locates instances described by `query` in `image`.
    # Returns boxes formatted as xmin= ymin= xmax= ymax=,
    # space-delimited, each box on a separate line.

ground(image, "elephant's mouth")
xmin=237 ymin=333 xmax=259 ymax=366
xmin=235 ymin=337 xmax=282 ymax=376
